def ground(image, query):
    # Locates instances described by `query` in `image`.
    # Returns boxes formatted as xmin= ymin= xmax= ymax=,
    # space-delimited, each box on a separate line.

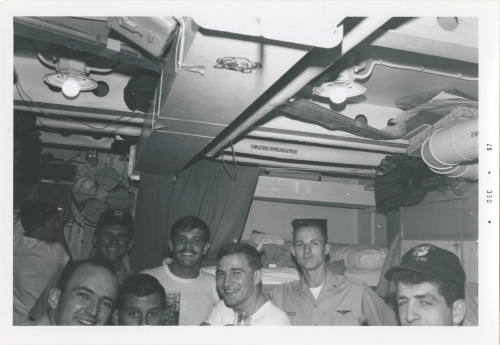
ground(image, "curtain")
xmin=130 ymin=173 xmax=175 ymax=271
xmin=131 ymin=160 xmax=260 ymax=270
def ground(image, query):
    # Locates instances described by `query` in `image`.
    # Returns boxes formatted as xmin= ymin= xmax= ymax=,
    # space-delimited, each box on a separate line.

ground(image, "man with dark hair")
xmin=385 ymin=243 xmax=466 ymax=326
xmin=14 ymin=200 xmax=70 ymax=324
xmin=205 ymin=242 xmax=290 ymax=325
xmin=266 ymin=218 xmax=397 ymax=325
xmin=28 ymin=208 xmax=133 ymax=322
xmin=92 ymin=209 xmax=134 ymax=284
xmin=35 ymin=258 xmax=119 ymax=325
xmin=113 ymin=273 xmax=166 ymax=325
xmin=141 ymin=215 xmax=218 ymax=325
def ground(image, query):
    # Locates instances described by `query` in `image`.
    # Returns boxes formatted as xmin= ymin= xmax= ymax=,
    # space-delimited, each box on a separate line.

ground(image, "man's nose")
xmin=304 ymin=244 xmax=312 ymax=253
xmin=405 ymin=302 xmax=420 ymax=324
xmin=87 ymin=298 xmax=99 ymax=316
xmin=223 ymin=275 xmax=232 ymax=288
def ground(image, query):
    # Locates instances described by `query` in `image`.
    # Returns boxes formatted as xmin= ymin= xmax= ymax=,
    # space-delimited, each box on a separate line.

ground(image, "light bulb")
xmin=328 ymin=93 xmax=347 ymax=104
xmin=62 ymin=78 xmax=80 ymax=98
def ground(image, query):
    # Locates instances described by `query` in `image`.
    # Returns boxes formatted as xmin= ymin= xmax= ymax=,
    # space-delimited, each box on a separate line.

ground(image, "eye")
xmin=295 ymin=242 xmax=304 ymax=248
xmin=101 ymin=300 xmax=113 ymax=309
xmin=127 ymin=311 xmax=139 ymax=318
xmin=397 ymin=300 xmax=407 ymax=307
xmin=77 ymin=292 xmax=90 ymax=300
xmin=148 ymin=310 xmax=160 ymax=318
xmin=420 ymin=300 xmax=434 ymax=306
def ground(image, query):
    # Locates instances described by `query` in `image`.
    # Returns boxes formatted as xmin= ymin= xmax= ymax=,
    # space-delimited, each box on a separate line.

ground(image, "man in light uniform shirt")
xmin=266 ymin=218 xmax=397 ymax=325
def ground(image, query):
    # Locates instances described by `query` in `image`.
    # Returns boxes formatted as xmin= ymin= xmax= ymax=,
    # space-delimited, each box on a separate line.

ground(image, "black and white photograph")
xmin=1 ymin=1 xmax=499 ymax=345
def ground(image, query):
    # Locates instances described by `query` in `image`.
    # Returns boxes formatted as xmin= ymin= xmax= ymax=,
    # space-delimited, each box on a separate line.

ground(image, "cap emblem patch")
xmin=412 ymin=245 xmax=431 ymax=262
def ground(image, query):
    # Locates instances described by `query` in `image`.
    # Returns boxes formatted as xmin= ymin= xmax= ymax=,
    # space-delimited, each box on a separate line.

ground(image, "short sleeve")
xmin=360 ymin=284 xmax=397 ymax=325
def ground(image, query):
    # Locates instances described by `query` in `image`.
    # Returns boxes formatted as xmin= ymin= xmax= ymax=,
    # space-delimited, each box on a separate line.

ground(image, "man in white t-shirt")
xmin=141 ymin=216 xmax=218 ymax=325
xmin=205 ymin=242 xmax=290 ymax=326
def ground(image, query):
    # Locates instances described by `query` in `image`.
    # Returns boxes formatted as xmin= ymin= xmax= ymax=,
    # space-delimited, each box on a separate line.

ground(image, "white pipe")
xmin=15 ymin=104 xmax=146 ymax=125
xmin=354 ymin=59 xmax=478 ymax=82
xmin=216 ymin=154 xmax=375 ymax=177
xmin=230 ymin=138 xmax=387 ymax=167
xmin=429 ymin=118 xmax=478 ymax=165
xmin=249 ymin=128 xmax=408 ymax=154
xmin=36 ymin=117 xmax=142 ymax=137
xmin=40 ymin=132 xmax=113 ymax=149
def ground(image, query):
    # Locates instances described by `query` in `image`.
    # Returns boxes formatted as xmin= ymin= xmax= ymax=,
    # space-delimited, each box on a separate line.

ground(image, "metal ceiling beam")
xmin=14 ymin=17 xmax=162 ymax=73
xmin=200 ymin=18 xmax=390 ymax=160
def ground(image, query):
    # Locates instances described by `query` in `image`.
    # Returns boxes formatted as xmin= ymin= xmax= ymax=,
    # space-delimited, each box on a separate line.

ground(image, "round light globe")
xmin=62 ymin=78 xmax=80 ymax=98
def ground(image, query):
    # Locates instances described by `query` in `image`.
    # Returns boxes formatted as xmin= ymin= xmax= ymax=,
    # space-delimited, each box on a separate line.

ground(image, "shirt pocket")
xmin=330 ymin=311 xmax=361 ymax=326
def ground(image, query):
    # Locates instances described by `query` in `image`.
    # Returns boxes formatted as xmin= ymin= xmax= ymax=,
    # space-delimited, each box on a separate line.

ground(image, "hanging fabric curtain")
xmin=131 ymin=172 xmax=175 ymax=271
xmin=131 ymin=159 xmax=260 ymax=270
xmin=165 ymin=159 xmax=260 ymax=265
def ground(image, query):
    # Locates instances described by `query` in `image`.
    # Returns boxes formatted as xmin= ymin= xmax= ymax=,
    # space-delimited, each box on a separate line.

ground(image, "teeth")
xmin=77 ymin=319 xmax=95 ymax=325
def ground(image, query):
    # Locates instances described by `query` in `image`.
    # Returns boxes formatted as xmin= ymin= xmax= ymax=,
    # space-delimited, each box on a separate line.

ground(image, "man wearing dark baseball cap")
xmin=385 ymin=243 xmax=466 ymax=326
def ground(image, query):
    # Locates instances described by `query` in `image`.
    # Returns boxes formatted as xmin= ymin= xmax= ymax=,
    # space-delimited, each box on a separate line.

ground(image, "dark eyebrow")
xmin=73 ymin=287 xmax=95 ymax=295
xmin=414 ymin=294 xmax=439 ymax=301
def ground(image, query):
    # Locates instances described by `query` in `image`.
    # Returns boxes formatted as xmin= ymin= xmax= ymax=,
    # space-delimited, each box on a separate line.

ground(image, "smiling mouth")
xmin=76 ymin=318 xmax=96 ymax=326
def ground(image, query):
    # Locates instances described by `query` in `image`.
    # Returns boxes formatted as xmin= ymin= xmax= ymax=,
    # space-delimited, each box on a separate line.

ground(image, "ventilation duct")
xmin=420 ymin=118 xmax=478 ymax=179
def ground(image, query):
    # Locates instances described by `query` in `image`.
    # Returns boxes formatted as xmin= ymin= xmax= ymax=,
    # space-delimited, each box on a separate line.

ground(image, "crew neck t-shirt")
xmin=141 ymin=260 xmax=219 ymax=325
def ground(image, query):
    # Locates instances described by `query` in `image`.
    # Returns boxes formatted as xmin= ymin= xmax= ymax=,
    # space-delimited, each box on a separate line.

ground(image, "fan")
xmin=71 ymin=166 xmax=132 ymax=227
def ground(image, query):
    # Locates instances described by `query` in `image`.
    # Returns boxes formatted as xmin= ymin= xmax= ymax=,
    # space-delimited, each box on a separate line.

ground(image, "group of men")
xmin=14 ymin=200 xmax=468 ymax=326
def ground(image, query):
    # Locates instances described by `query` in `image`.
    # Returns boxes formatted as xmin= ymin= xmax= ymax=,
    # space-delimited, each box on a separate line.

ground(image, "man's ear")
xmin=48 ymin=288 xmax=61 ymax=310
xmin=324 ymin=242 xmax=331 ymax=256
xmin=202 ymin=243 xmax=210 ymax=256
xmin=127 ymin=239 xmax=134 ymax=252
xmin=452 ymin=299 xmax=466 ymax=325
xmin=167 ymin=240 xmax=174 ymax=252
xmin=290 ymin=245 xmax=296 ymax=257
xmin=253 ymin=269 xmax=262 ymax=286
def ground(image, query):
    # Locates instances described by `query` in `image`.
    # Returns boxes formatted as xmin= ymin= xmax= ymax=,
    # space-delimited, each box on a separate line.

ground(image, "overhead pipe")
xmin=203 ymin=17 xmax=390 ymax=159
xmin=36 ymin=117 xmax=142 ymax=137
xmin=420 ymin=118 xmax=478 ymax=179
xmin=15 ymin=103 xmax=146 ymax=125
xmin=216 ymin=154 xmax=376 ymax=178
xmin=40 ymin=132 xmax=113 ymax=150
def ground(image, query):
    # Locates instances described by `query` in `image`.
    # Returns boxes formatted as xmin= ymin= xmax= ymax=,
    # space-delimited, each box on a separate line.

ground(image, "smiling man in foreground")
xmin=205 ymin=242 xmax=290 ymax=325
xmin=35 ymin=258 xmax=119 ymax=325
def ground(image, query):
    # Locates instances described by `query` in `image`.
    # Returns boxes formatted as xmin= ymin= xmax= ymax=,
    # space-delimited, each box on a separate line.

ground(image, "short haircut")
xmin=56 ymin=258 xmax=117 ymax=293
xmin=291 ymin=218 xmax=328 ymax=242
xmin=95 ymin=209 xmax=134 ymax=238
xmin=391 ymin=270 xmax=465 ymax=308
xmin=170 ymin=216 xmax=210 ymax=243
xmin=116 ymin=274 xmax=166 ymax=310
xmin=19 ymin=199 xmax=58 ymax=235
xmin=216 ymin=242 xmax=263 ymax=271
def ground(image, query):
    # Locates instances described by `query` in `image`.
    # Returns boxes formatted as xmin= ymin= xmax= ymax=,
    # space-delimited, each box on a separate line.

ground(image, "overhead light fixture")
xmin=312 ymin=65 xmax=367 ymax=104
xmin=38 ymin=54 xmax=112 ymax=99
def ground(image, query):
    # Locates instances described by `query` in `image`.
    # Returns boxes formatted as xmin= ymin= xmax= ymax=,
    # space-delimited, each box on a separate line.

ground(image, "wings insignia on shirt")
xmin=336 ymin=309 xmax=351 ymax=315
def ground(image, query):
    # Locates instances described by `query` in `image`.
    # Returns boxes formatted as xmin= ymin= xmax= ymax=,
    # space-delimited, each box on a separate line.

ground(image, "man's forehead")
xmin=66 ymin=264 xmax=118 ymax=292
xmin=176 ymin=227 xmax=205 ymax=237
xmin=294 ymin=226 xmax=325 ymax=240
xmin=123 ymin=293 xmax=162 ymax=308
xmin=397 ymin=281 xmax=442 ymax=298
xmin=217 ymin=253 xmax=249 ymax=270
